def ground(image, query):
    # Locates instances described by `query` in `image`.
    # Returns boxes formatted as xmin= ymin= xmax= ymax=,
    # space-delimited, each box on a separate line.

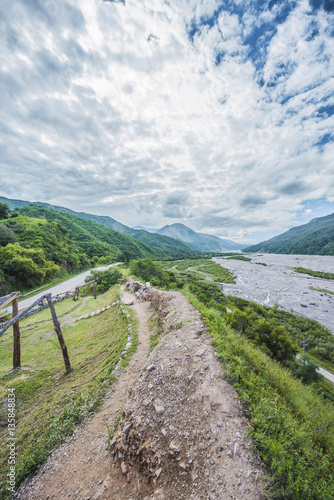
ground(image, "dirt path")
xmin=16 ymin=285 xmax=266 ymax=500
xmin=15 ymin=285 xmax=153 ymax=500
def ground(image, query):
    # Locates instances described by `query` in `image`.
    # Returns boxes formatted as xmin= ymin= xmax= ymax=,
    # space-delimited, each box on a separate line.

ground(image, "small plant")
xmin=107 ymin=413 xmax=122 ymax=447
xmin=176 ymin=321 xmax=183 ymax=329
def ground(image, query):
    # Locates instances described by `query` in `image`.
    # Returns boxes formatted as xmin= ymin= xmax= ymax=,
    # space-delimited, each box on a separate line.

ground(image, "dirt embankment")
xmin=110 ymin=289 xmax=266 ymax=500
xmin=16 ymin=285 xmax=266 ymax=500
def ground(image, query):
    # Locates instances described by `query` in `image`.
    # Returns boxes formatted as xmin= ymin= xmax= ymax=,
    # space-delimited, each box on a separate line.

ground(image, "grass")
xmin=163 ymin=258 xmax=235 ymax=283
xmin=292 ymin=267 xmax=334 ymax=280
xmin=184 ymin=287 xmax=334 ymax=499
xmin=309 ymin=286 xmax=334 ymax=296
xmin=226 ymin=255 xmax=251 ymax=262
xmin=107 ymin=413 xmax=122 ymax=447
xmin=148 ymin=312 xmax=163 ymax=353
xmin=0 ymin=285 xmax=137 ymax=499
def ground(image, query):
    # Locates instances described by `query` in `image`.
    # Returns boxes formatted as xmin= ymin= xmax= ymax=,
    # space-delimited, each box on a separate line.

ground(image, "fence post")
xmin=93 ymin=283 xmax=96 ymax=299
xmin=12 ymin=295 xmax=21 ymax=369
xmin=46 ymin=294 xmax=71 ymax=373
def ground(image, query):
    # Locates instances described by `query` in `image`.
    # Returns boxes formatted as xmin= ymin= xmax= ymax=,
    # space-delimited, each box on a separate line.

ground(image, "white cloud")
xmin=0 ymin=0 xmax=333 ymax=242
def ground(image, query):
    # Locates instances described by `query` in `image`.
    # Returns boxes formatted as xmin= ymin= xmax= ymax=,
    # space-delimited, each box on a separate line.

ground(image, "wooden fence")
xmin=0 ymin=293 xmax=71 ymax=373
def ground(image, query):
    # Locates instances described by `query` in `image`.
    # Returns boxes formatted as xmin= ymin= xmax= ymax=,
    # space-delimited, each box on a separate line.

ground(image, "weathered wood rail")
xmin=0 ymin=292 xmax=71 ymax=373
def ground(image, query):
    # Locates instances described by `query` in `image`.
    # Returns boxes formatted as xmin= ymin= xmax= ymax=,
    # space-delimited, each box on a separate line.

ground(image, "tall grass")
xmin=186 ymin=289 xmax=334 ymax=499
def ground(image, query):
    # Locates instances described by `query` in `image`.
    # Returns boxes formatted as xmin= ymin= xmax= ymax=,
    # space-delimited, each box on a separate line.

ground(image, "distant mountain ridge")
xmin=244 ymin=213 xmax=334 ymax=255
xmin=156 ymin=223 xmax=244 ymax=252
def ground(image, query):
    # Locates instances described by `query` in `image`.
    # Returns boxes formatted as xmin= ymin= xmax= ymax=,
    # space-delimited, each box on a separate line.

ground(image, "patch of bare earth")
xmin=16 ymin=285 xmax=266 ymax=500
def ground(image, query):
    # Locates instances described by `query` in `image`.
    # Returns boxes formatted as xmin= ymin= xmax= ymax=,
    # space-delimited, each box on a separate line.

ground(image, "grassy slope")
xmin=185 ymin=288 xmax=334 ymax=499
xmin=0 ymin=286 xmax=135 ymax=499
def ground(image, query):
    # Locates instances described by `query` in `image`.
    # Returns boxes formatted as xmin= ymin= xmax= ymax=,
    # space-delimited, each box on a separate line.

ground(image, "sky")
xmin=0 ymin=0 xmax=334 ymax=243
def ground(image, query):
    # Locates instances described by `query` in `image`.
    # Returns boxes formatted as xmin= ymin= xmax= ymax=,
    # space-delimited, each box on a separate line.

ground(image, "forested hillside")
xmin=0 ymin=203 xmax=197 ymax=294
xmin=244 ymin=213 xmax=334 ymax=255
xmin=0 ymin=196 xmax=198 ymax=259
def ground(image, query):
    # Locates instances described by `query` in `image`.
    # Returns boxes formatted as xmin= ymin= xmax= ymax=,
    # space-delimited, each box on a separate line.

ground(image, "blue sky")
xmin=0 ymin=0 xmax=333 ymax=243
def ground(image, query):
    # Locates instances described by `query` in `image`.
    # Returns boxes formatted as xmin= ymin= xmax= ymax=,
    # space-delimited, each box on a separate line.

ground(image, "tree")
xmin=85 ymin=268 xmax=122 ymax=293
xmin=0 ymin=203 xmax=9 ymax=219
xmin=0 ymin=243 xmax=60 ymax=290
xmin=117 ymin=250 xmax=135 ymax=265
xmin=0 ymin=224 xmax=17 ymax=247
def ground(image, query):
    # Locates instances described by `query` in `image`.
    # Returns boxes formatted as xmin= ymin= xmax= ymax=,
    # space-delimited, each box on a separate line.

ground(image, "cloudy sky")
xmin=0 ymin=0 xmax=333 ymax=243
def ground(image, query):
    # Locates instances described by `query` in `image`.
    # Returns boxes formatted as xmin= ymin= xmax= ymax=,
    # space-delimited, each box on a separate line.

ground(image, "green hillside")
xmin=0 ymin=196 xmax=198 ymax=259
xmin=14 ymin=205 xmax=164 ymax=261
xmin=244 ymin=213 xmax=334 ymax=255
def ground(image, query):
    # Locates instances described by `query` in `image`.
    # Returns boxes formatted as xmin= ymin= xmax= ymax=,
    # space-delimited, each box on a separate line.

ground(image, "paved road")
xmin=18 ymin=264 xmax=121 ymax=310
xmin=318 ymin=366 xmax=334 ymax=384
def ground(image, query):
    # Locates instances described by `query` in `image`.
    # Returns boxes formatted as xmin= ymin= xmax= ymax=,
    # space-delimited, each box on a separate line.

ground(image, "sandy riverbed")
xmin=214 ymin=254 xmax=334 ymax=334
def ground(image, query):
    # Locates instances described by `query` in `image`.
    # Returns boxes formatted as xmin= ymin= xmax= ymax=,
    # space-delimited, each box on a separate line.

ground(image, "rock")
xmin=155 ymin=468 xmax=162 ymax=478
xmin=161 ymin=428 xmax=167 ymax=437
xmin=169 ymin=441 xmax=180 ymax=453
xmin=239 ymin=484 xmax=246 ymax=496
xmin=196 ymin=348 xmax=207 ymax=357
xmin=147 ymin=364 xmax=156 ymax=372
xmin=154 ymin=404 xmax=165 ymax=415
xmin=121 ymin=462 xmax=127 ymax=474
xmin=123 ymin=301 xmax=134 ymax=306
xmin=233 ymin=443 xmax=240 ymax=456
xmin=123 ymin=423 xmax=132 ymax=435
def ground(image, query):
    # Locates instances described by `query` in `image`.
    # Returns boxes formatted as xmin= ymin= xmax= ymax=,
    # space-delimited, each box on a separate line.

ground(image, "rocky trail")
xmin=15 ymin=283 xmax=266 ymax=500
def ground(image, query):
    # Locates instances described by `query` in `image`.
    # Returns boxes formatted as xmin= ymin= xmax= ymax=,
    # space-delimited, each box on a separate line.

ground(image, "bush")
xmin=85 ymin=268 xmax=122 ymax=293
xmin=129 ymin=258 xmax=183 ymax=289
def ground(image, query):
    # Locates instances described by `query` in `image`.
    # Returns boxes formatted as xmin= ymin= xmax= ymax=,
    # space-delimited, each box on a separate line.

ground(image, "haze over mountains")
xmin=244 ymin=213 xmax=334 ymax=256
xmin=156 ymin=223 xmax=244 ymax=252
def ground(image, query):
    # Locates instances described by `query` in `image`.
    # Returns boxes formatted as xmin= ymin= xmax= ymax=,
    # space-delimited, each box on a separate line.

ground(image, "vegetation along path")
xmin=16 ymin=283 xmax=266 ymax=499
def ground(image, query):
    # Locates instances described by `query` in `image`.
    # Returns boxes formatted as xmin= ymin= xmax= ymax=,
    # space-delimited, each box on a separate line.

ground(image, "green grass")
xmin=292 ymin=267 xmax=334 ymax=280
xmin=148 ymin=313 xmax=163 ymax=353
xmin=70 ymin=293 xmax=118 ymax=318
xmin=163 ymin=258 xmax=235 ymax=283
xmin=0 ymin=285 xmax=136 ymax=499
xmin=309 ymin=286 xmax=334 ymax=296
xmin=226 ymin=255 xmax=251 ymax=262
xmin=184 ymin=287 xmax=334 ymax=499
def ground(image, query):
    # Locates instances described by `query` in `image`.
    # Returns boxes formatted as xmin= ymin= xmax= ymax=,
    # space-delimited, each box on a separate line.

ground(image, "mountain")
xmin=0 ymin=196 xmax=198 ymax=260
xmin=132 ymin=226 xmax=158 ymax=233
xmin=156 ymin=223 xmax=243 ymax=252
xmin=244 ymin=213 xmax=334 ymax=255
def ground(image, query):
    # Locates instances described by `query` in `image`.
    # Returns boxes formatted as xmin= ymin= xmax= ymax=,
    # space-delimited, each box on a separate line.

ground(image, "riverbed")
xmin=214 ymin=254 xmax=334 ymax=334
